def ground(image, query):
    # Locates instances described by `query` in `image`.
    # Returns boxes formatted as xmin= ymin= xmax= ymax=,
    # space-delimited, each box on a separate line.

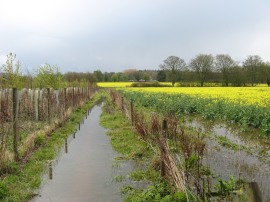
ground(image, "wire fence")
xmin=109 ymin=89 xmax=191 ymax=195
xmin=0 ymin=87 xmax=97 ymax=168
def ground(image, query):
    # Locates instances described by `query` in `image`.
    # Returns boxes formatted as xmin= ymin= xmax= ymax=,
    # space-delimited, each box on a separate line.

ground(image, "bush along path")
xmin=100 ymin=91 xmax=187 ymax=202
xmin=0 ymin=90 xmax=103 ymax=202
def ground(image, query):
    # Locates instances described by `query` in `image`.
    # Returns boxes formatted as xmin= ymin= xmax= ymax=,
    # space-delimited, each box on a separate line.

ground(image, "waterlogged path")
xmin=32 ymin=105 xmax=122 ymax=202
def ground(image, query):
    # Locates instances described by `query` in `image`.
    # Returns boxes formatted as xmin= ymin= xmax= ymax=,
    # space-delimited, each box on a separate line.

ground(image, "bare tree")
xmin=243 ymin=55 xmax=263 ymax=86
xmin=190 ymin=54 xmax=214 ymax=86
xmin=160 ymin=56 xmax=186 ymax=86
xmin=1 ymin=53 xmax=24 ymax=89
xmin=215 ymin=54 xmax=235 ymax=86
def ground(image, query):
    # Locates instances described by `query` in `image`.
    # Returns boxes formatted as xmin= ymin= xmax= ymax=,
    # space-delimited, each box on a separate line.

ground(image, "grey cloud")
xmin=1 ymin=0 xmax=270 ymax=73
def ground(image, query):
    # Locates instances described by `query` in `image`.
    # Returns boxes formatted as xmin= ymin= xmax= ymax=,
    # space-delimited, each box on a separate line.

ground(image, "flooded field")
xmin=188 ymin=117 xmax=270 ymax=201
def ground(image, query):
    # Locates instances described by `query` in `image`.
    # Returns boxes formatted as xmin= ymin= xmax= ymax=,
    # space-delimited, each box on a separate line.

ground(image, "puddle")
xmin=31 ymin=104 xmax=129 ymax=202
xmin=188 ymin=117 xmax=270 ymax=151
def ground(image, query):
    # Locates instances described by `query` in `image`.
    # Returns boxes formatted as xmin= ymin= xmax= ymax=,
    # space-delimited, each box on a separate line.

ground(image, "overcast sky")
xmin=1 ymin=0 xmax=270 ymax=73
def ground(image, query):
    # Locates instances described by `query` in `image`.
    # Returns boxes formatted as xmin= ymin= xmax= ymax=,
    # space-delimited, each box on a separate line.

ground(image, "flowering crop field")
xmin=97 ymin=82 xmax=173 ymax=88
xmin=117 ymin=86 xmax=270 ymax=135
xmin=124 ymin=87 xmax=270 ymax=107
xmin=98 ymin=82 xmax=133 ymax=87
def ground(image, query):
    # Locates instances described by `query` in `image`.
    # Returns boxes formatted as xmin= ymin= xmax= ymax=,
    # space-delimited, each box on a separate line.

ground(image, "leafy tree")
xmin=157 ymin=70 xmax=167 ymax=82
xmin=64 ymin=72 xmax=78 ymax=84
xmin=190 ymin=54 xmax=214 ymax=86
xmin=215 ymin=54 xmax=235 ymax=86
xmin=243 ymin=55 xmax=263 ymax=86
xmin=257 ymin=62 xmax=270 ymax=86
xmin=1 ymin=53 xmax=24 ymax=89
xmin=133 ymin=71 xmax=142 ymax=81
xmin=85 ymin=72 xmax=97 ymax=85
xmin=143 ymin=74 xmax=150 ymax=81
xmin=160 ymin=56 xmax=186 ymax=86
xmin=103 ymin=72 xmax=112 ymax=82
xmin=111 ymin=72 xmax=128 ymax=82
xmin=93 ymin=70 xmax=104 ymax=82
xmin=230 ymin=65 xmax=247 ymax=86
xmin=34 ymin=64 xmax=63 ymax=89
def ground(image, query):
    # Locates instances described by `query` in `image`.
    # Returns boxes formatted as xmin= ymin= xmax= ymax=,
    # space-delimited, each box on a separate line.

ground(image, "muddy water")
xmin=32 ymin=105 xmax=123 ymax=202
xmin=187 ymin=118 xmax=270 ymax=201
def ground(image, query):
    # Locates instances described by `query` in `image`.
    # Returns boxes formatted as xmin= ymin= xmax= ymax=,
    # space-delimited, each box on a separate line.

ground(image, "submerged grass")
xmin=100 ymin=93 xmax=187 ymax=202
xmin=0 ymin=92 xmax=104 ymax=202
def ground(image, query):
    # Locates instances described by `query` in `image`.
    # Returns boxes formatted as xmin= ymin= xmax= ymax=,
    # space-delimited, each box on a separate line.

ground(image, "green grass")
xmin=100 ymin=101 xmax=151 ymax=160
xmin=100 ymin=93 xmax=187 ymax=202
xmin=0 ymin=91 xmax=104 ymax=202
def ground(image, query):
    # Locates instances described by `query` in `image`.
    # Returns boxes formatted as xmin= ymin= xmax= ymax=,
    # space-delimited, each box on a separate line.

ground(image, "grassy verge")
xmin=100 ymin=93 xmax=186 ymax=202
xmin=0 ymin=91 xmax=104 ymax=202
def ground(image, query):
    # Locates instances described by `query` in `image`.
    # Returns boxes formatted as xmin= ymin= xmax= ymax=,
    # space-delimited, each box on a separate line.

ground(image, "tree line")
xmin=74 ymin=54 xmax=270 ymax=87
xmin=2 ymin=53 xmax=270 ymax=88
xmin=160 ymin=54 xmax=270 ymax=87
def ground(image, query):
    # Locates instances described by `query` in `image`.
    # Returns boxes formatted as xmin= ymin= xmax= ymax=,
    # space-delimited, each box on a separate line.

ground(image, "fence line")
xmin=0 ymin=87 xmax=98 ymax=166
xmin=109 ymin=89 xmax=187 ymax=193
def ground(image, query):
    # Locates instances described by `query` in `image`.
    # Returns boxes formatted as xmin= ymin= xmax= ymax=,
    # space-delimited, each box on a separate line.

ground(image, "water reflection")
xmin=32 ymin=105 xmax=123 ymax=202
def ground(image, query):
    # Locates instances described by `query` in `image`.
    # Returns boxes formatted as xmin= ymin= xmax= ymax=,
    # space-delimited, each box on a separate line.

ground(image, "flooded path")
xmin=32 ymin=105 xmax=122 ymax=202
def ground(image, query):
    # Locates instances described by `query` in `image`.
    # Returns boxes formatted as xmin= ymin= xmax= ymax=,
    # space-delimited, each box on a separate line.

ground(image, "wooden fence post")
xmin=72 ymin=87 xmax=75 ymax=111
xmin=161 ymin=119 xmax=167 ymax=177
xmin=39 ymin=90 xmax=42 ymax=121
xmin=130 ymin=100 xmax=134 ymax=124
xmin=49 ymin=161 xmax=53 ymax=180
xmin=13 ymin=88 xmax=19 ymax=161
xmin=31 ymin=89 xmax=35 ymax=121
xmin=65 ymin=138 xmax=68 ymax=153
xmin=77 ymin=88 xmax=80 ymax=107
xmin=162 ymin=119 xmax=167 ymax=139
xmin=64 ymin=88 xmax=67 ymax=111
xmin=84 ymin=88 xmax=87 ymax=102
xmin=47 ymin=88 xmax=51 ymax=124
xmin=63 ymin=88 xmax=67 ymax=120
xmin=35 ymin=90 xmax=39 ymax=121
xmin=121 ymin=97 xmax=124 ymax=113
xmin=76 ymin=87 xmax=79 ymax=106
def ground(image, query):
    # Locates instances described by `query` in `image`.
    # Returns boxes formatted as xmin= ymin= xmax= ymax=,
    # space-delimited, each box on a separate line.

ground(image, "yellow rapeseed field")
xmin=124 ymin=87 xmax=270 ymax=107
xmin=97 ymin=82 xmax=133 ymax=87
xmin=97 ymin=82 xmax=172 ymax=88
